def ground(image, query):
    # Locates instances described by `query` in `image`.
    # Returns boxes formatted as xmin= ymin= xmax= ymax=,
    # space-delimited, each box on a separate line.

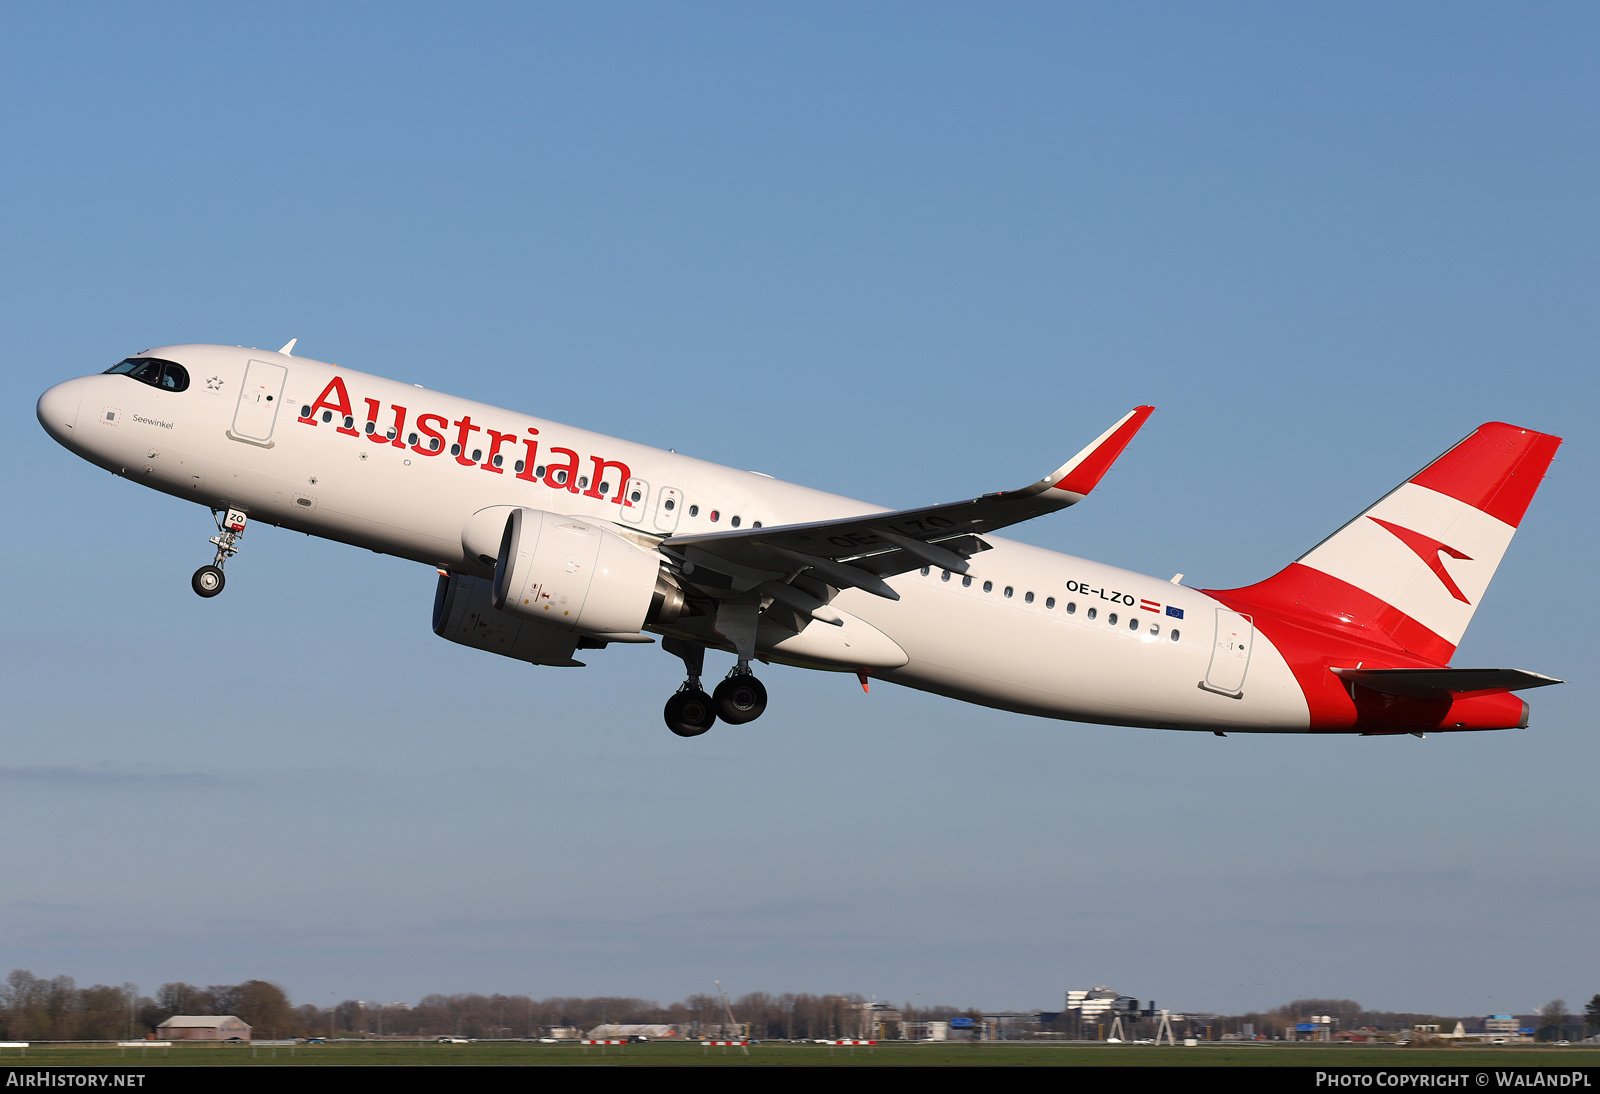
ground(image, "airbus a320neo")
xmin=38 ymin=343 xmax=1562 ymax=738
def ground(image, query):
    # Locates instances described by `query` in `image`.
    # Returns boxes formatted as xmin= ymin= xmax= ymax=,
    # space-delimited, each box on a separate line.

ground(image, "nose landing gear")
xmin=193 ymin=508 xmax=247 ymax=598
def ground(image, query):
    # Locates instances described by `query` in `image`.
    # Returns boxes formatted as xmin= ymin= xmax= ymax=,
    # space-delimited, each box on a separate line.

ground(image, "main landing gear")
xmin=713 ymin=668 xmax=767 ymax=725
xmin=661 ymin=638 xmax=768 ymax=737
xmin=193 ymin=508 xmax=247 ymax=598
xmin=664 ymin=684 xmax=716 ymax=738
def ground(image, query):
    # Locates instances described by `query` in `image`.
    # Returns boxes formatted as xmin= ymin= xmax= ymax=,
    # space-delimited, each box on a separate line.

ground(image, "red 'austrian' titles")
xmin=297 ymin=376 xmax=635 ymax=506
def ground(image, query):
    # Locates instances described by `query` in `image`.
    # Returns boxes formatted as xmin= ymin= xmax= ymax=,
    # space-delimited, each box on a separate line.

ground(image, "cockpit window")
xmin=105 ymin=357 xmax=190 ymax=392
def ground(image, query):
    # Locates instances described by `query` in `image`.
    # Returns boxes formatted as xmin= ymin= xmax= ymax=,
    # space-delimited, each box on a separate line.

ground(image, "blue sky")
xmin=1 ymin=3 xmax=1595 ymax=1016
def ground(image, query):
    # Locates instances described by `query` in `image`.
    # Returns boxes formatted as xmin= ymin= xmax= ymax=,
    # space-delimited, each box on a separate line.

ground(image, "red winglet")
xmin=1409 ymin=422 xmax=1562 ymax=528
xmin=1053 ymin=406 xmax=1155 ymax=495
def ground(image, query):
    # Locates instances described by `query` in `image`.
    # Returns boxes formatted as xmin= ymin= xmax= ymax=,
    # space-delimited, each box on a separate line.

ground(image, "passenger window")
xmin=1129 ymin=617 xmax=1139 ymax=631
xmin=344 ymin=416 xmax=355 ymax=430
xmin=514 ymin=460 xmax=525 ymax=473
xmin=579 ymin=476 xmax=589 ymax=489
xmin=1170 ymin=630 xmax=1180 ymax=642
xmin=710 ymin=510 xmax=719 ymax=522
xmin=1066 ymin=602 xmax=1076 ymax=614
xmin=322 ymin=410 xmax=333 ymax=423
xmin=920 ymin=567 xmax=930 ymax=576
xmin=301 ymin=405 xmax=312 ymax=418
xmin=535 ymin=465 xmax=545 ymax=477
xmin=752 ymin=521 xmax=761 ymax=528
xmin=1003 ymin=586 xmax=1013 ymax=598
xmin=472 ymin=449 xmax=484 ymax=463
xmin=386 ymin=428 xmax=396 ymax=440
xmin=1108 ymin=613 xmax=1118 ymax=626
xmin=941 ymin=571 xmax=951 ymax=582
xmin=962 ymin=576 xmax=972 ymax=588
xmin=1045 ymin=596 xmax=1055 ymax=608
xmin=492 ymin=454 xmax=504 ymax=467
xmin=1024 ymin=591 xmax=1034 ymax=604
xmin=1087 ymin=607 xmax=1097 ymax=620
xmin=364 ymin=421 xmax=375 ymax=434
xmin=451 ymin=444 xmax=461 ymax=456
xmin=1150 ymin=623 xmax=1160 ymax=635
xmin=430 ymin=437 xmax=441 ymax=451
xmin=731 ymin=516 xmax=741 ymax=528
xmin=407 ymin=432 xmax=418 ymax=446
xmin=982 ymin=581 xmax=993 ymax=593
xmin=664 ymin=499 xmax=675 ymax=510
xmin=600 ymin=481 xmax=612 ymax=494
xmin=631 ymin=489 xmax=643 ymax=503
xmin=688 ymin=504 xmax=699 ymax=517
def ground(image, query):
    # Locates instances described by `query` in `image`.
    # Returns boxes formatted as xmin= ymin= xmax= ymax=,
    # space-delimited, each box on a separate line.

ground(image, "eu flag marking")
xmin=1166 ymin=605 xmax=1184 ymax=619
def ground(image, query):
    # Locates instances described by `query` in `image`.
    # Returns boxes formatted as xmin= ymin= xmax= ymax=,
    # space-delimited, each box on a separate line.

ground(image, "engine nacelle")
xmin=432 ymin=571 xmax=585 ymax=666
xmin=491 ymin=508 xmax=680 ymax=635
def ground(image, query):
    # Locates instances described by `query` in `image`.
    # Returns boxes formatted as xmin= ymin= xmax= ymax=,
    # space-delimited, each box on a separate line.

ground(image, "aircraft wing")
xmin=661 ymin=406 xmax=1154 ymax=602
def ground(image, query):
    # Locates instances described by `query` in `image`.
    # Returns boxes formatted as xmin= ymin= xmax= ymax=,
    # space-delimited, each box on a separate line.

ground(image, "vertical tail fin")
xmin=1210 ymin=422 xmax=1561 ymax=663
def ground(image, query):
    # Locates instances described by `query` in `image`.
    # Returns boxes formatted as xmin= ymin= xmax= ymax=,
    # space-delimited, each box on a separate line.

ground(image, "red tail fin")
xmin=1208 ymin=422 xmax=1560 ymax=664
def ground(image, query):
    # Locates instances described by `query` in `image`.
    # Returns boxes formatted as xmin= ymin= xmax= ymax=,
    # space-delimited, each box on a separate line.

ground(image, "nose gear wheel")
xmin=191 ymin=565 xmax=225 ymax=597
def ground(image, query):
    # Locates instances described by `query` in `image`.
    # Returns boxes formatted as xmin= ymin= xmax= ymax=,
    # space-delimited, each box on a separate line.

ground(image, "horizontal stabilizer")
xmin=1332 ymin=667 xmax=1562 ymax=698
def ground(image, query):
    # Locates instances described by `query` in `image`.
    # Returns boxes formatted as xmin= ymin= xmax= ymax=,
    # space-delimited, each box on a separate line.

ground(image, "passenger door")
xmin=230 ymin=360 xmax=288 ymax=444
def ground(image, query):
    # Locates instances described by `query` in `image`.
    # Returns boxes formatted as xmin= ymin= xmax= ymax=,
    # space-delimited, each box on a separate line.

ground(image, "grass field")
xmin=0 ymin=1040 xmax=1595 ymax=1067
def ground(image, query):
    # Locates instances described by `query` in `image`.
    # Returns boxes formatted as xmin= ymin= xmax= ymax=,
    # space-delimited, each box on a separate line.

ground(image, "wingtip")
xmin=1051 ymin=405 xmax=1155 ymax=495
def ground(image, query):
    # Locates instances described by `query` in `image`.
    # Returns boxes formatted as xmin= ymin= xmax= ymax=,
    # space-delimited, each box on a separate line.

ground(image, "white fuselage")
xmin=38 ymin=344 xmax=1311 ymax=733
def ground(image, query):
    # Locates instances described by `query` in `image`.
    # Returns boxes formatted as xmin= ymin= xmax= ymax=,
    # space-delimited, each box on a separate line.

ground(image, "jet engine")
xmin=433 ymin=570 xmax=587 ymax=666
xmin=491 ymin=507 xmax=683 ymax=636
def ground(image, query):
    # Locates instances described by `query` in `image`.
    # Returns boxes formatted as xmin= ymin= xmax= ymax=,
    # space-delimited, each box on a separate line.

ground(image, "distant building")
xmin=847 ymin=1002 xmax=903 ymax=1040
xmin=981 ymin=1013 xmax=1045 ymax=1040
xmin=585 ymin=1024 xmax=684 ymax=1041
xmin=155 ymin=1015 xmax=251 ymax=1041
xmin=904 ymin=1021 xmax=949 ymax=1041
xmin=1063 ymin=987 xmax=1143 ymax=1037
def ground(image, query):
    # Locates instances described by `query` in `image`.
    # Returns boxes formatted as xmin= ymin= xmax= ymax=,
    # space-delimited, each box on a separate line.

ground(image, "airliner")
xmin=37 ymin=342 xmax=1562 ymax=738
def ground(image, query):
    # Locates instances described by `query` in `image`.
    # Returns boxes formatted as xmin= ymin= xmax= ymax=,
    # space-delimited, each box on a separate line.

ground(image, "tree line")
xmin=0 ymin=973 xmax=303 ymax=1041
xmin=2 ymin=971 xmax=1595 ymax=1042
xmin=0 ymin=971 xmax=969 ymax=1041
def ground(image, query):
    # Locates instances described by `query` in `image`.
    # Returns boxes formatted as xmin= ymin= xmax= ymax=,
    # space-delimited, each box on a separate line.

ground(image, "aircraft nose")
xmin=37 ymin=379 xmax=84 ymax=444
